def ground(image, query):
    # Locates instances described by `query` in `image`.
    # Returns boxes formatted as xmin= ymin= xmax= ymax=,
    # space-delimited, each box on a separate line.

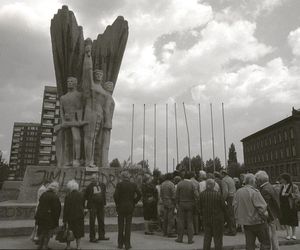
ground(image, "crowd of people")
xmin=32 ymin=169 xmax=300 ymax=250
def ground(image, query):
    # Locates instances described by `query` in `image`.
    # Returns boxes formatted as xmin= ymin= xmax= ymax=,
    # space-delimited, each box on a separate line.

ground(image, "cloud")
xmin=288 ymin=27 xmax=300 ymax=56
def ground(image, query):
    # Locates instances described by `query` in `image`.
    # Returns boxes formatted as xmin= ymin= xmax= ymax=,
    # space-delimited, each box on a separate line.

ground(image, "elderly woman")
xmin=142 ymin=174 xmax=158 ymax=235
xmin=279 ymin=173 xmax=300 ymax=240
xmin=35 ymin=181 xmax=61 ymax=250
xmin=63 ymin=179 xmax=85 ymax=250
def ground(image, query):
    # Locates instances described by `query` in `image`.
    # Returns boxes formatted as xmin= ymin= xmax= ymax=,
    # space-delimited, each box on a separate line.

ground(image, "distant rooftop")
xmin=241 ymin=107 xmax=300 ymax=142
xmin=14 ymin=122 xmax=41 ymax=127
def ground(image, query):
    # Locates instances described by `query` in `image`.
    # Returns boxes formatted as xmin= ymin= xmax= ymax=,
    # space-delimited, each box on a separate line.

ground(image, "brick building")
xmin=241 ymin=108 xmax=300 ymax=183
xmin=9 ymin=122 xmax=41 ymax=178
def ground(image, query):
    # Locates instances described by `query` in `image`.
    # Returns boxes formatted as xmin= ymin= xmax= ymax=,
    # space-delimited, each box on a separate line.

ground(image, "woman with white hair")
xmin=63 ymin=179 xmax=85 ymax=250
xmin=35 ymin=181 xmax=61 ymax=250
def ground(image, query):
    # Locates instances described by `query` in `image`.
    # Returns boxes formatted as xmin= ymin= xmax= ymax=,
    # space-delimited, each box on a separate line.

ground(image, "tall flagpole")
xmin=166 ymin=103 xmax=169 ymax=173
xmin=198 ymin=103 xmax=203 ymax=169
xmin=143 ymin=104 xmax=145 ymax=168
xmin=154 ymin=104 xmax=157 ymax=169
xmin=130 ymin=104 xmax=135 ymax=165
xmin=174 ymin=103 xmax=179 ymax=165
xmin=210 ymin=103 xmax=215 ymax=172
xmin=182 ymin=102 xmax=191 ymax=171
xmin=222 ymin=102 xmax=227 ymax=169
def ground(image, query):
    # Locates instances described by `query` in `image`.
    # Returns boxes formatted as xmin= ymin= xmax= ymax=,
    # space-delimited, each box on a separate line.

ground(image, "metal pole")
xmin=130 ymin=104 xmax=134 ymax=165
xmin=198 ymin=103 xmax=203 ymax=170
xmin=182 ymin=102 xmax=191 ymax=171
xmin=210 ymin=103 xmax=215 ymax=172
xmin=166 ymin=103 xmax=168 ymax=173
xmin=154 ymin=104 xmax=156 ymax=169
xmin=173 ymin=158 xmax=175 ymax=172
xmin=174 ymin=103 xmax=179 ymax=165
xmin=143 ymin=104 xmax=145 ymax=168
xmin=222 ymin=102 xmax=228 ymax=169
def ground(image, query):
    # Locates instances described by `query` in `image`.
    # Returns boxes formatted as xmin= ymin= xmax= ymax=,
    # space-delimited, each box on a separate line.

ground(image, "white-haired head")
xmin=47 ymin=181 xmax=59 ymax=192
xmin=199 ymin=170 xmax=207 ymax=180
xmin=255 ymin=170 xmax=269 ymax=187
xmin=244 ymin=173 xmax=256 ymax=187
xmin=206 ymin=179 xmax=215 ymax=190
xmin=67 ymin=179 xmax=79 ymax=191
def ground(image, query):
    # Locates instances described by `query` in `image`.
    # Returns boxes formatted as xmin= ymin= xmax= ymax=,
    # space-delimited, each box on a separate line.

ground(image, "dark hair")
xmin=279 ymin=173 xmax=292 ymax=184
xmin=214 ymin=171 xmax=221 ymax=179
xmin=165 ymin=173 xmax=173 ymax=181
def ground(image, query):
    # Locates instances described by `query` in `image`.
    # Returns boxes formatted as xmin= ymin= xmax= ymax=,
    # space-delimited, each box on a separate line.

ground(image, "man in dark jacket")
xmin=84 ymin=174 xmax=109 ymax=242
xmin=255 ymin=170 xmax=281 ymax=250
xmin=114 ymin=171 xmax=141 ymax=250
xmin=175 ymin=172 xmax=196 ymax=244
xmin=199 ymin=179 xmax=226 ymax=250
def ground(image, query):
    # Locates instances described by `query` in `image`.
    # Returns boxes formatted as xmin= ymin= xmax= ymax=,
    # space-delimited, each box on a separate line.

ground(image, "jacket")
xmin=259 ymin=182 xmax=281 ymax=222
xmin=280 ymin=183 xmax=300 ymax=210
xmin=114 ymin=180 xmax=142 ymax=215
xmin=233 ymin=184 xmax=267 ymax=226
xmin=160 ymin=180 xmax=176 ymax=208
xmin=84 ymin=181 xmax=107 ymax=208
xmin=63 ymin=190 xmax=85 ymax=223
xmin=176 ymin=179 xmax=196 ymax=204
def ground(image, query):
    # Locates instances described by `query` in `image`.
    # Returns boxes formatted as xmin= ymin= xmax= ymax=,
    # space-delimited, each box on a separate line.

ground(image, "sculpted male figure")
xmin=83 ymin=38 xmax=109 ymax=167
xmin=59 ymin=77 xmax=83 ymax=167
xmin=97 ymin=81 xmax=115 ymax=168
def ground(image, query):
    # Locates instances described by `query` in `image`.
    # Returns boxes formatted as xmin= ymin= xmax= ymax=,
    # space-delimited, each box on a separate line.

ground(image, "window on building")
xmin=287 ymin=164 xmax=291 ymax=174
xmin=286 ymin=147 xmax=290 ymax=157
xmin=265 ymin=138 xmax=267 ymax=146
xmin=266 ymin=153 xmax=268 ymax=161
xmin=290 ymin=128 xmax=294 ymax=139
xmin=261 ymin=140 xmax=263 ymax=147
xmin=284 ymin=130 xmax=288 ymax=141
xmin=269 ymin=137 xmax=271 ymax=145
xmin=280 ymin=149 xmax=284 ymax=159
xmin=279 ymin=133 xmax=282 ymax=143
xmin=274 ymin=135 xmax=277 ymax=144
xmin=270 ymin=151 xmax=273 ymax=161
xmin=292 ymin=145 xmax=296 ymax=157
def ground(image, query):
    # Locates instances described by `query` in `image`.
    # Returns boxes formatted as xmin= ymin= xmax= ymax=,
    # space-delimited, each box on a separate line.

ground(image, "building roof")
xmin=241 ymin=108 xmax=300 ymax=142
xmin=14 ymin=122 xmax=41 ymax=127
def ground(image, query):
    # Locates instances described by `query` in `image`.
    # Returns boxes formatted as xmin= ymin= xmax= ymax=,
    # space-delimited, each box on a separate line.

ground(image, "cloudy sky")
xmin=1 ymin=0 xmax=300 ymax=172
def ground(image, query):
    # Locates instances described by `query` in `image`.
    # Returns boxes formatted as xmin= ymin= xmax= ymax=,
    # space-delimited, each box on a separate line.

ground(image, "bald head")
xmin=206 ymin=179 xmax=215 ymax=190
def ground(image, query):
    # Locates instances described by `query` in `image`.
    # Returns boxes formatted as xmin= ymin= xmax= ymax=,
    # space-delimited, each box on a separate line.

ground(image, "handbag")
xmin=30 ymin=225 xmax=38 ymax=242
xmin=55 ymin=226 xmax=66 ymax=243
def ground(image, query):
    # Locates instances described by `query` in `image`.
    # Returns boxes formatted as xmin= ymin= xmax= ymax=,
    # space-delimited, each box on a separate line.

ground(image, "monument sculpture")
xmin=50 ymin=5 xmax=128 ymax=168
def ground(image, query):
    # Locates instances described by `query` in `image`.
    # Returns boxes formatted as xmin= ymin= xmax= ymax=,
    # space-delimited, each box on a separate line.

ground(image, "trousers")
xmin=117 ymin=213 xmax=133 ymax=248
xmin=89 ymin=205 xmax=105 ymax=240
xmin=244 ymin=223 xmax=271 ymax=250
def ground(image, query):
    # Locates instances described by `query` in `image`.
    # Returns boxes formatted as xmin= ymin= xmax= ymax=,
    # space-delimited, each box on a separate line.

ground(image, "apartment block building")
xmin=9 ymin=122 xmax=41 ymax=178
xmin=38 ymin=86 xmax=60 ymax=166
xmin=241 ymin=108 xmax=300 ymax=182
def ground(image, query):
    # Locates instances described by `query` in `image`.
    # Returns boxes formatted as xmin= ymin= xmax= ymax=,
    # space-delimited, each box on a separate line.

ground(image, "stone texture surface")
xmin=17 ymin=166 xmax=144 ymax=203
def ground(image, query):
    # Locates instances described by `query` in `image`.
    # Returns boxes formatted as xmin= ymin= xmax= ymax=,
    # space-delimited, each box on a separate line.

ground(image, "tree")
xmin=110 ymin=158 xmax=121 ymax=168
xmin=137 ymin=160 xmax=150 ymax=170
xmin=228 ymin=143 xmax=238 ymax=164
xmin=191 ymin=155 xmax=204 ymax=172
xmin=205 ymin=157 xmax=222 ymax=173
xmin=0 ymin=159 xmax=9 ymax=189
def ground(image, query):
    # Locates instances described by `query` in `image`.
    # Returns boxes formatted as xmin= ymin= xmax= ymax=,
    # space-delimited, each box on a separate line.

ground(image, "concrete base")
xmin=0 ymin=201 xmax=143 ymax=220
xmin=0 ymin=217 xmax=145 ymax=237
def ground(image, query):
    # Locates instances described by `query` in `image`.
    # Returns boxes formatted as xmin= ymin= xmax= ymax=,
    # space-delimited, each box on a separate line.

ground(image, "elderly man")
xmin=255 ymin=171 xmax=280 ymax=250
xmin=221 ymin=170 xmax=237 ymax=236
xmin=199 ymin=179 xmax=226 ymax=250
xmin=233 ymin=174 xmax=271 ymax=250
xmin=84 ymin=174 xmax=109 ymax=242
xmin=161 ymin=173 xmax=176 ymax=237
xmin=114 ymin=171 xmax=141 ymax=250
xmin=175 ymin=172 xmax=196 ymax=244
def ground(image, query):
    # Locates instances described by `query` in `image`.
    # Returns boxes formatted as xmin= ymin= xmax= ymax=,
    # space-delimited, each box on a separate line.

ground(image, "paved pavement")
xmin=0 ymin=229 xmax=300 ymax=250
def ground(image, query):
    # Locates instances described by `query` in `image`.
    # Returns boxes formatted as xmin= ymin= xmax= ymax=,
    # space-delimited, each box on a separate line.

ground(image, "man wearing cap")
xmin=221 ymin=170 xmax=237 ymax=236
xmin=84 ymin=174 xmax=109 ymax=242
xmin=114 ymin=171 xmax=141 ymax=250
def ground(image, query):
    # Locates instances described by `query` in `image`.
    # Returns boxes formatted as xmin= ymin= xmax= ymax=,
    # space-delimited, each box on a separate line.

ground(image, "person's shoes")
xmin=125 ymin=245 xmax=132 ymax=250
xmin=175 ymin=239 xmax=183 ymax=243
xmin=286 ymin=236 xmax=291 ymax=240
xmin=188 ymin=240 xmax=194 ymax=244
xmin=144 ymin=232 xmax=154 ymax=235
xmin=292 ymin=236 xmax=296 ymax=240
xmin=167 ymin=234 xmax=177 ymax=238
xmin=224 ymin=232 xmax=236 ymax=236
xmin=89 ymin=239 xmax=98 ymax=243
xmin=117 ymin=245 xmax=123 ymax=249
xmin=98 ymin=236 xmax=110 ymax=240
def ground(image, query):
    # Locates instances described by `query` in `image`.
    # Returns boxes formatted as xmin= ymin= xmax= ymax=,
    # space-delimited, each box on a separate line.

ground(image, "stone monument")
xmin=51 ymin=5 xmax=128 ymax=168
